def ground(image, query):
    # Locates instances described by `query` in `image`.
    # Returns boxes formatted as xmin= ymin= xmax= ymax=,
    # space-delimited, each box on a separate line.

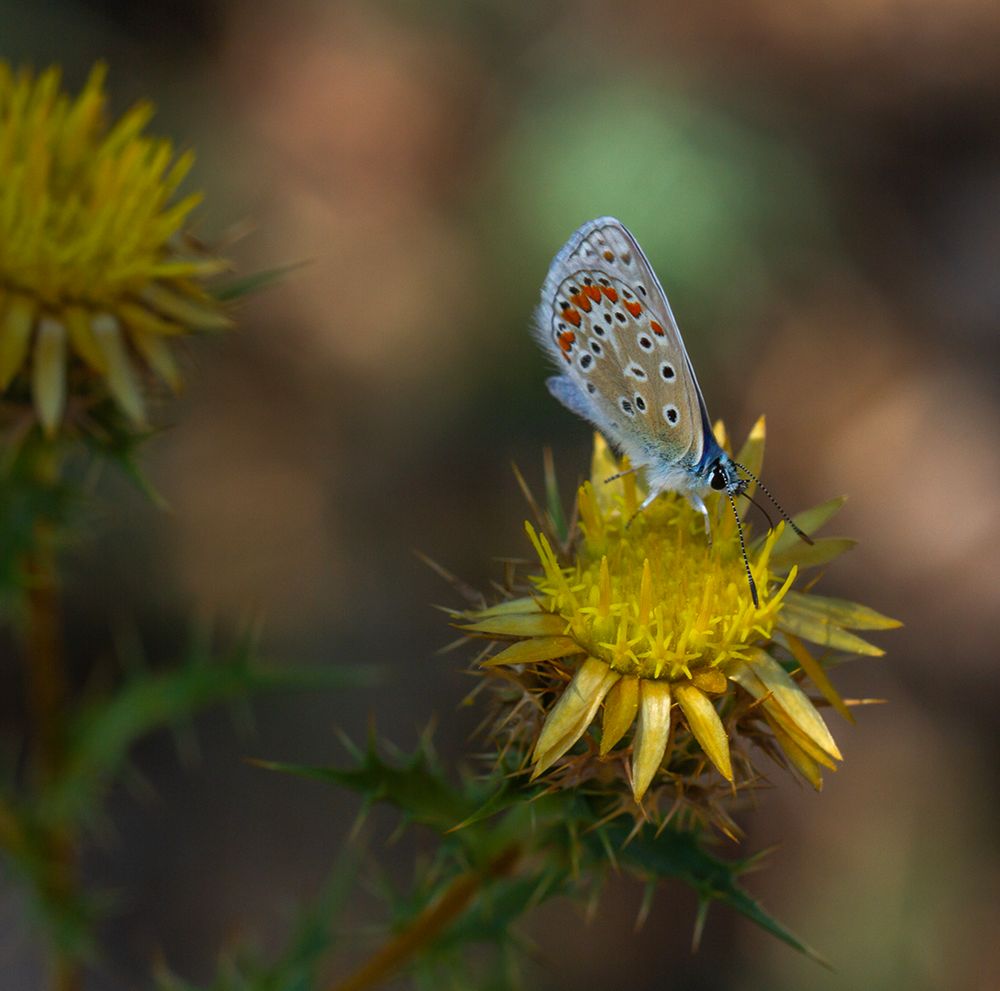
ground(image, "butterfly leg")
xmin=688 ymin=493 xmax=713 ymax=547
xmin=625 ymin=490 xmax=662 ymax=529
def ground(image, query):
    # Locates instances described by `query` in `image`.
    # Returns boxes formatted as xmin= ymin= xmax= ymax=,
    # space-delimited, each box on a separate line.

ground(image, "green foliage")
xmin=214 ymin=263 xmax=309 ymax=303
xmin=39 ymin=632 xmax=377 ymax=828
xmin=260 ymin=733 xmax=824 ymax=987
xmin=0 ymin=435 xmax=79 ymax=615
xmin=0 ymin=798 xmax=100 ymax=962
xmin=0 ymin=627 xmax=374 ymax=970
xmin=155 ymin=850 xmax=360 ymax=991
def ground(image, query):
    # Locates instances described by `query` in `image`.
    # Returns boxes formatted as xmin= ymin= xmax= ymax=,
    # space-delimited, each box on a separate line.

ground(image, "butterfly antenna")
xmin=604 ymin=466 xmax=641 ymax=484
xmin=741 ymin=490 xmax=774 ymax=531
xmin=727 ymin=491 xmax=759 ymax=608
xmin=731 ymin=460 xmax=814 ymax=545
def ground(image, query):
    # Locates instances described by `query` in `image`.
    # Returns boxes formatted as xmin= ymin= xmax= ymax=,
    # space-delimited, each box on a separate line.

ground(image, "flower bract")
xmin=464 ymin=418 xmax=899 ymax=809
xmin=0 ymin=62 xmax=231 ymax=436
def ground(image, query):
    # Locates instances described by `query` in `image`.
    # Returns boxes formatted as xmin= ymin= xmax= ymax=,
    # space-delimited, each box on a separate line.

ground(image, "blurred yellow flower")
xmin=0 ymin=62 xmax=231 ymax=436
xmin=464 ymin=419 xmax=900 ymax=806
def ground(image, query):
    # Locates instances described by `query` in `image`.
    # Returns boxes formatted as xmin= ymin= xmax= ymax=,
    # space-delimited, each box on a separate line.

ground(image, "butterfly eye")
xmin=709 ymin=465 xmax=728 ymax=491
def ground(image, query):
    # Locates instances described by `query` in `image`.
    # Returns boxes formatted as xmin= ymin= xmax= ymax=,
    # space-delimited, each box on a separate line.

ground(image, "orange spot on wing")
xmin=558 ymin=330 xmax=576 ymax=352
xmin=562 ymin=308 xmax=582 ymax=327
xmin=625 ymin=301 xmax=642 ymax=318
xmin=584 ymin=285 xmax=602 ymax=302
xmin=603 ymin=250 xmax=614 ymax=261
xmin=571 ymin=292 xmax=592 ymax=313
xmin=650 ymin=320 xmax=665 ymax=336
xmin=601 ymin=287 xmax=618 ymax=303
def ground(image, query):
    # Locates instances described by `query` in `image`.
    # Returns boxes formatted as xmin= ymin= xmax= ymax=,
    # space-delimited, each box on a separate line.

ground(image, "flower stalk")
xmin=20 ymin=460 xmax=80 ymax=991
xmin=330 ymin=844 xmax=522 ymax=991
xmin=0 ymin=59 xmax=238 ymax=990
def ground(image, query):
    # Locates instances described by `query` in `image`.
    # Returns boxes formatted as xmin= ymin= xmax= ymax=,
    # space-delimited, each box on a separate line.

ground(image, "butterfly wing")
xmin=534 ymin=217 xmax=715 ymax=479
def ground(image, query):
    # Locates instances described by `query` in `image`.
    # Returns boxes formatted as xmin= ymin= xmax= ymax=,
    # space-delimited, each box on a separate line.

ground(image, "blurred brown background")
xmin=2 ymin=1 xmax=999 ymax=988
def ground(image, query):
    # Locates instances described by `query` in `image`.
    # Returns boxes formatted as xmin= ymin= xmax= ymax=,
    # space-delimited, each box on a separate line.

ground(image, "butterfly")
xmin=533 ymin=216 xmax=810 ymax=606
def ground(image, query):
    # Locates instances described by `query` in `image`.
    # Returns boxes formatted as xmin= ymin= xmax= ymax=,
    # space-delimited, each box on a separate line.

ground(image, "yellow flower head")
xmin=464 ymin=419 xmax=899 ymax=814
xmin=0 ymin=62 xmax=231 ymax=436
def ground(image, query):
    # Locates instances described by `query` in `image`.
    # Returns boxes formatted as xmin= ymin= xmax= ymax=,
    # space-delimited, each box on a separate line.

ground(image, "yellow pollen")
xmin=528 ymin=488 xmax=791 ymax=681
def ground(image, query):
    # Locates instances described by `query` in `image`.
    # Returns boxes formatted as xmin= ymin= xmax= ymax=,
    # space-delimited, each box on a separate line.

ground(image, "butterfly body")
xmin=534 ymin=217 xmax=746 ymax=512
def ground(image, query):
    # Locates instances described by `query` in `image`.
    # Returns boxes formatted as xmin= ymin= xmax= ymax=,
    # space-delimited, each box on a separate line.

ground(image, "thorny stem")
xmin=21 ymin=452 xmax=81 ymax=991
xmin=24 ymin=529 xmax=65 ymax=783
xmin=329 ymin=844 xmax=522 ymax=991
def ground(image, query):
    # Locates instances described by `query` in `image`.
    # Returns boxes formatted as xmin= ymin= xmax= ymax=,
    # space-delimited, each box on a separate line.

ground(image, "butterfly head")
xmin=706 ymin=456 xmax=746 ymax=498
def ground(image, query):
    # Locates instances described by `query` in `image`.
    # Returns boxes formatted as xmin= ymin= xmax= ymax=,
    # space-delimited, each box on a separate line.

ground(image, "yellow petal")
xmin=577 ymin=481 xmax=603 ymax=539
xmin=728 ymin=658 xmax=838 ymax=768
xmin=734 ymin=415 xmax=766 ymax=517
xmin=768 ymin=706 xmax=839 ymax=770
xmin=741 ymin=648 xmax=841 ymax=760
xmin=691 ymin=667 xmax=727 ymax=695
xmin=768 ymin=496 xmax=847 ymax=556
xmin=140 ymin=282 xmax=232 ymax=330
xmin=590 ymin=432 xmax=620 ymax=500
xmin=763 ymin=712 xmax=824 ymax=790
xmin=118 ymin=300 xmax=185 ymax=337
xmin=674 ymin=683 xmax=732 ymax=781
xmin=782 ymin=632 xmax=854 ymax=724
xmin=131 ymin=327 xmax=182 ymax=391
xmin=532 ymin=657 xmax=618 ymax=774
xmin=783 ymin=591 xmax=901 ymax=631
xmin=777 ymin=604 xmax=883 ymax=657
xmin=712 ymin=419 xmax=729 ymax=452
xmin=0 ymin=293 xmax=37 ymax=390
xmin=149 ymin=256 xmax=231 ymax=279
xmin=621 ymin=461 xmax=638 ymax=518
xmin=771 ymin=537 xmax=857 ymax=572
xmin=32 ymin=318 xmax=67 ymax=436
xmin=91 ymin=313 xmax=146 ymax=426
xmin=461 ymin=612 xmax=566 ymax=637
xmin=482 ymin=636 xmax=581 ymax=668
xmin=637 ymin=559 xmax=653 ymax=626
xmin=631 ymin=679 xmax=671 ymax=800
xmin=472 ymin=597 xmax=540 ymax=618
xmin=600 ymin=676 xmax=639 ymax=754
xmin=65 ymin=306 xmax=107 ymax=372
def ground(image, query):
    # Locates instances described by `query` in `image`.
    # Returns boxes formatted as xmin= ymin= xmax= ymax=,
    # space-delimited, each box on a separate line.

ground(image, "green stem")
xmin=23 ymin=515 xmax=80 ymax=991
xmin=329 ymin=844 xmax=522 ymax=991
xmin=25 ymin=531 xmax=65 ymax=781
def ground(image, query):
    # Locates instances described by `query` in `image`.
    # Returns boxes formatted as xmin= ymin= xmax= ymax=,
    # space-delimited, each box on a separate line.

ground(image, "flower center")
xmin=529 ymin=483 xmax=789 ymax=681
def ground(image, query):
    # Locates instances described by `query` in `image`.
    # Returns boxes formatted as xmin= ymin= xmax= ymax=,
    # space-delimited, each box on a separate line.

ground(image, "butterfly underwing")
xmin=533 ymin=216 xmax=812 ymax=605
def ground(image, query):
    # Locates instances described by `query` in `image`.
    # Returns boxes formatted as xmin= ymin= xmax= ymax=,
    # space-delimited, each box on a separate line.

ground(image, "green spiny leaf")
xmin=765 ymin=496 xmax=847 ymax=556
xmin=608 ymin=822 xmax=828 ymax=965
xmin=41 ymin=639 xmax=375 ymax=826
xmin=542 ymin=447 xmax=568 ymax=543
xmin=255 ymin=744 xmax=482 ymax=837
xmin=213 ymin=262 xmax=308 ymax=303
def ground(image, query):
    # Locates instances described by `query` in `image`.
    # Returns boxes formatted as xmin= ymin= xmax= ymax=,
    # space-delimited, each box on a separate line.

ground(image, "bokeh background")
xmin=2 ymin=1 xmax=999 ymax=989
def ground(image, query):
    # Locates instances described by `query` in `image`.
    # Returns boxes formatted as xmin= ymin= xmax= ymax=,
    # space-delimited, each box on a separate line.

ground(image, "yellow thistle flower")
xmin=0 ymin=62 xmax=231 ymax=436
xmin=464 ymin=418 xmax=899 ymax=806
